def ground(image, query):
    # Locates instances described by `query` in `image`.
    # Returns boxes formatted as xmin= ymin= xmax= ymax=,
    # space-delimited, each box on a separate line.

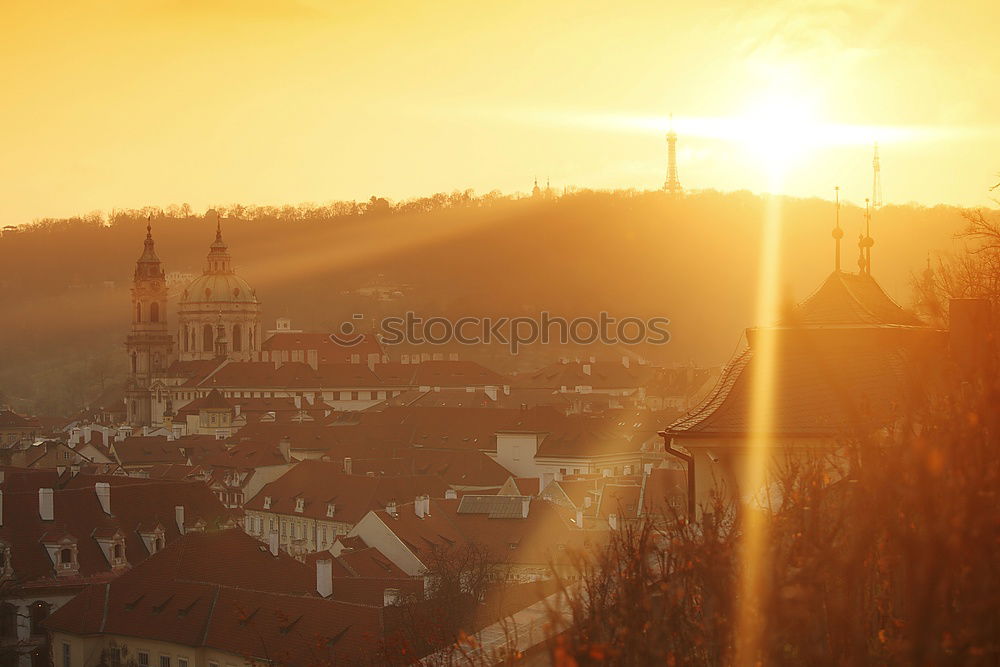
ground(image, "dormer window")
xmin=294 ymin=498 xmax=304 ymax=513
xmin=138 ymin=525 xmax=166 ymax=555
xmin=326 ymin=503 xmax=335 ymax=518
xmin=48 ymin=539 xmax=80 ymax=577
xmin=263 ymin=496 xmax=271 ymax=510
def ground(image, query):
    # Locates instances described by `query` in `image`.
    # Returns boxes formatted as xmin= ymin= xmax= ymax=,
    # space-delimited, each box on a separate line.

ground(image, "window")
xmin=326 ymin=503 xmax=335 ymax=518
xmin=113 ymin=543 xmax=123 ymax=560
xmin=62 ymin=642 xmax=71 ymax=667
xmin=178 ymin=660 xmax=188 ymax=667
xmin=109 ymin=647 xmax=122 ymax=667
xmin=160 ymin=656 xmax=171 ymax=667
xmin=294 ymin=498 xmax=304 ymax=513
xmin=60 ymin=548 xmax=73 ymax=564
xmin=137 ymin=652 xmax=149 ymax=667
xmin=150 ymin=302 xmax=160 ymax=323
xmin=232 ymin=324 xmax=242 ymax=352
xmin=135 ymin=302 xmax=142 ymax=323
xmin=202 ymin=324 xmax=213 ymax=351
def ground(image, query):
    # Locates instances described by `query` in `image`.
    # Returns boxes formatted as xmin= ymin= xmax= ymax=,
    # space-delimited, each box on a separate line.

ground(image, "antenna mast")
xmin=872 ymin=142 xmax=882 ymax=210
xmin=664 ymin=114 xmax=682 ymax=195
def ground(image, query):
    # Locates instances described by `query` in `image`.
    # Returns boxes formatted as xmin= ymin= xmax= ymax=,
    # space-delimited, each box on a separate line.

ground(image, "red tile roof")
xmin=261 ymin=331 xmax=384 ymax=363
xmin=371 ymin=497 xmax=605 ymax=569
xmin=244 ymin=460 xmax=450 ymax=525
xmin=513 ymin=360 xmax=657 ymax=390
xmin=44 ymin=530 xmax=382 ymax=664
xmin=0 ymin=470 xmax=231 ymax=589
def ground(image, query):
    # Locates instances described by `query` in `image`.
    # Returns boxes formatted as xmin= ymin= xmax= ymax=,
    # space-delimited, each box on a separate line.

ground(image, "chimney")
xmin=621 ymin=355 xmax=630 ymax=369
xmin=268 ymin=531 xmax=279 ymax=556
xmin=521 ymin=496 xmax=530 ymax=518
xmin=584 ymin=496 xmax=592 ymax=509
xmin=316 ymin=559 xmax=333 ymax=598
xmin=643 ymin=463 xmax=653 ymax=476
xmin=415 ymin=495 xmax=426 ymax=518
xmin=386 ymin=500 xmax=397 ymax=516
xmin=589 ymin=356 xmax=596 ymax=364
xmin=293 ymin=395 xmax=302 ymax=409
xmin=278 ymin=436 xmax=291 ymax=463
xmin=175 ymin=505 xmax=185 ymax=535
xmin=39 ymin=488 xmax=54 ymax=520
xmin=582 ymin=364 xmax=591 ymax=376
xmin=234 ymin=404 xmax=241 ymax=417
xmin=445 ymin=489 xmax=457 ymax=500
xmin=609 ymin=513 xmax=619 ymax=531
xmin=95 ymin=482 xmax=111 ymax=515
xmin=343 ymin=457 xmax=353 ymax=475
xmin=949 ymin=298 xmax=993 ymax=376
xmin=575 ymin=508 xmax=583 ymax=528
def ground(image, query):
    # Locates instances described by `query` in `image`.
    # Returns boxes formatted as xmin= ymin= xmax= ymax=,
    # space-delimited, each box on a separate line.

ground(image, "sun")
xmin=737 ymin=92 xmax=823 ymax=178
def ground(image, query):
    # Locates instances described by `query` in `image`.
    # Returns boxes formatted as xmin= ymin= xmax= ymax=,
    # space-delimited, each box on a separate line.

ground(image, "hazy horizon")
xmin=3 ymin=0 xmax=1000 ymax=224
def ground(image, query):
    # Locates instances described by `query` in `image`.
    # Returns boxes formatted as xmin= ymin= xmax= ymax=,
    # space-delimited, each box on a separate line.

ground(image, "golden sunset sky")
xmin=2 ymin=0 xmax=998 ymax=224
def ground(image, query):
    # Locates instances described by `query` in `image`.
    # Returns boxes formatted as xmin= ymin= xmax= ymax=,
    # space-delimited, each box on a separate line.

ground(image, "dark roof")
xmin=0 ymin=409 xmax=40 ymax=429
xmin=0 ymin=470 xmax=231 ymax=588
xmin=244 ymin=460 xmax=450 ymax=524
xmin=44 ymin=530 xmax=380 ymax=664
xmin=780 ymin=271 xmax=923 ymax=327
xmin=666 ymin=272 xmax=945 ymax=438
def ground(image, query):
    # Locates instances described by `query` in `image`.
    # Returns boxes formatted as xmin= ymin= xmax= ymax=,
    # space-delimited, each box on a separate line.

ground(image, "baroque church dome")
xmin=180 ymin=272 xmax=258 ymax=305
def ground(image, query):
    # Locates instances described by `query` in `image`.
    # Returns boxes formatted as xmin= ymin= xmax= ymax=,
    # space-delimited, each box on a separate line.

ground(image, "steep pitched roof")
xmin=666 ymin=272 xmax=943 ymax=439
xmin=370 ymin=498 xmax=605 ymax=569
xmin=0 ymin=470 xmax=231 ymax=588
xmin=244 ymin=460 xmax=450 ymax=524
xmin=43 ymin=530 xmax=380 ymax=664
xmin=780 ymin=271 xmax=923 ymax=327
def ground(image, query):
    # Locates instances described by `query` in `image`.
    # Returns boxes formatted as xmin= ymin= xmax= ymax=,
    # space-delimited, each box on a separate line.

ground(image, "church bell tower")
xmin=126 ymin=223 xmax=174 ymax=427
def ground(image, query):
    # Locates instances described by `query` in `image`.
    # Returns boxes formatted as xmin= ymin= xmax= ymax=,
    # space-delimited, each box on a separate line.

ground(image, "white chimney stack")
xmin=415 ymin=495 xmax=426 ymax=519
xmin=621 ymin=355 xmax=630 ymax=369
xmin=95 ymin=482 xmax=111 ymax=515
xmin=268 ymin=531 xmax=279 ymax=556
xmin=39 ymin=488 xmax=54 ymax=521
xmin=175 ymin=505 xmax=185 ymax=535
xmin=343 ymin=457 xmax=352 ymax=475
xmin=316 ymin=559 xmax=333 ymax=598
xmin=445 ymin=489 xmax=457 ymax=500
xmin=576 ymin=508 xmax=583 ymax=528
xmin=386 ymin=500 xmax=397 ymax=516
xmin=609 ymin=513 xmax=619 ymax=531
xmin=278 ymin=436 xmax=291 ymax=463
xmin=582 ymin=364 xmax=592 ymax=376
xmin=521 ymin=496 xmax=530 ymax=518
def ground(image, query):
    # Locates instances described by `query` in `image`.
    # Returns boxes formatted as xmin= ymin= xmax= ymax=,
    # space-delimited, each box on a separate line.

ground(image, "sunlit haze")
xmin=3 ymin=0 xmax=1000 ymax=223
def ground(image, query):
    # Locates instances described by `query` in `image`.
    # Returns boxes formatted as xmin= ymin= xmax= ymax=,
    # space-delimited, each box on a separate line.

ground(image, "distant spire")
xmin=832 ymin=186 xmax=843 ymax=271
